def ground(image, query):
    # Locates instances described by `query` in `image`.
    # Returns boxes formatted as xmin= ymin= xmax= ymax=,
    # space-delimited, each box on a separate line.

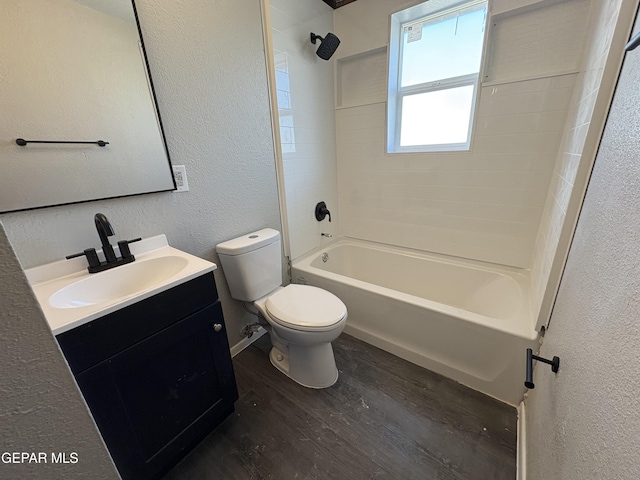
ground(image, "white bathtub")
xmin=291 ymin=238 xmax=539 ymax=405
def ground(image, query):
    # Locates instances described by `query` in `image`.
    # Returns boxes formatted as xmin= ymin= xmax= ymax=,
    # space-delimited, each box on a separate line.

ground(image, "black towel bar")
xmin=16 ymin=138 xmax=109 ymax=147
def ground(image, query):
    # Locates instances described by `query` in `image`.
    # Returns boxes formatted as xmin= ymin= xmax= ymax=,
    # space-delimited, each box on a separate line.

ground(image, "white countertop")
xmin=26 ymin=235 xmax=216 ymax=335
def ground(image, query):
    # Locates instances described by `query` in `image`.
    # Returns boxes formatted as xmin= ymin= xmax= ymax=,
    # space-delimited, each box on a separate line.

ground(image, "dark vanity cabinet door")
xmin=57 ymin=274 xmax=238 ymax=480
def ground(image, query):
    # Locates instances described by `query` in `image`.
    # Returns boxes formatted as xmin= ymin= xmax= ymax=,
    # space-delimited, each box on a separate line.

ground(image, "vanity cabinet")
xmin=56 ymin=273 xmax=237 ymax=480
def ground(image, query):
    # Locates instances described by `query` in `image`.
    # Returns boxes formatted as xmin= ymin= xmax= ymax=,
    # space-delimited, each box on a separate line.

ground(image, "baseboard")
xmin=517 ymin=401 xmax=526 ymax=480
xmin=230 ymin=326 xmax=268 ymax=357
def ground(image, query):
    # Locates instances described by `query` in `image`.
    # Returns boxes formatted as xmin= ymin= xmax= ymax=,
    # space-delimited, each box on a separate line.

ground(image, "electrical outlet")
xmin=172 ymin=165 xmax=189 ymax=192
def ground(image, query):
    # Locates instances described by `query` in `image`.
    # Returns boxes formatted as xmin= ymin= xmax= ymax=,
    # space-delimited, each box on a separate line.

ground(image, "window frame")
xmin=387 ymin=0 xmax=488 ymax=154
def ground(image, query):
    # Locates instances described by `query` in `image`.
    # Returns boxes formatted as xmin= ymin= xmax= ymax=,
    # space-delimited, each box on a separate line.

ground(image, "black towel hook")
xmin=625 ymin=31 xmax=640 ymax=51
xmin=525 ymin=348 xmax=560 ymax=389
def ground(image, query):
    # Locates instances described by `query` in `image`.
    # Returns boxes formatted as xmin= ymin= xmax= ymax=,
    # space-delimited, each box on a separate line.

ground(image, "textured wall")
xmin=525 ymin=10 xmax=640 ymax=478
xmin=0 ymin=0 xmax=281 ymax=349
xmin=0 ymin=222 xmax=120 ymax=480
xmin=269 ymin=0 xmax=339 ymax=259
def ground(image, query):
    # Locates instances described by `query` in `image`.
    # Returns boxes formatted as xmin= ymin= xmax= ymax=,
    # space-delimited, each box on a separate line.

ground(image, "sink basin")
xmin=26 ymin=235 xmax=217 ymax=335
xmin=49 ymin=255 xmax=189 ymax=309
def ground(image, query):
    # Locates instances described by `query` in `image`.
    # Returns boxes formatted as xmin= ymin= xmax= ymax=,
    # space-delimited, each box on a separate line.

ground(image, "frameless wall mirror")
xmin=0 ymin=0 xmax=176 ymax=213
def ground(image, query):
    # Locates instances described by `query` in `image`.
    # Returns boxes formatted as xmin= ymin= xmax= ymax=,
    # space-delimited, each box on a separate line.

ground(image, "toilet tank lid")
xmin=216 ymin=228 xmax=280 ymax=255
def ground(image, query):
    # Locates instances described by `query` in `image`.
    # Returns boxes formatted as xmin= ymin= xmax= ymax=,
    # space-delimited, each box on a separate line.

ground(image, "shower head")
xmin=310 ymin=32 xmax=341 ymax=60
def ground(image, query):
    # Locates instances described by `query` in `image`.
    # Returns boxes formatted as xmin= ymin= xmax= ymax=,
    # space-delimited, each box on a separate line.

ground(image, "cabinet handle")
xmin=213 ymin=323 xmax=222 ymax=332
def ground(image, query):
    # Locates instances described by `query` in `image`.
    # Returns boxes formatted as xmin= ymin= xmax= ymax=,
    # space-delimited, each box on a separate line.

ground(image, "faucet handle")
xmin=117 ymin=238 xmax=142 ymax=260
xmin=66 ymin=248 xmax=101 ymax=269
xmin=315 ymin=201 xmax=332 ymax=222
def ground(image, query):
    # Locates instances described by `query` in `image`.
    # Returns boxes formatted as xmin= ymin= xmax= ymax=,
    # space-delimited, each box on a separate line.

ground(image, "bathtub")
xmin=291 ymin=237 xmax=539 ymax=405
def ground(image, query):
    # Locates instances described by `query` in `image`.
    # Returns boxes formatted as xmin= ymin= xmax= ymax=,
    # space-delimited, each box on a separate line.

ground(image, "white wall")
xmin=333 ymin=0 xmax=589 ymax=268
xmin=525 ymin=8 xmax=640 ymax=476
xmin=0 ymin=222 xmax=120 ymax=480
xmin=268 ymin=0 xmax=340 ymax=260
xmin=529 ymin=0 xmax=635 ymax=330
xmin=0 ymin=0 xmax=281 ymax=350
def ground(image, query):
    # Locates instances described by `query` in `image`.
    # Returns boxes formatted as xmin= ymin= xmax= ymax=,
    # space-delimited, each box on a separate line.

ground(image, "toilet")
xmin=216 ymin=228 xmax=347 ymax=388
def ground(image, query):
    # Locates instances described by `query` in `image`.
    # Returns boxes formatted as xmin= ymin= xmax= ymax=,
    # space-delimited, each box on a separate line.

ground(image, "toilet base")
xmin=268 ymin=342 xmax=339 ymax=389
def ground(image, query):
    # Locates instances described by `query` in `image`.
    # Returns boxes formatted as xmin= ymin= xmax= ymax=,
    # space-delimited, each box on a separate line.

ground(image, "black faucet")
xmin=66 ymin=213 xmax=142 ymax=273
xmin=95 ymin=213 xmax=117 ymax=263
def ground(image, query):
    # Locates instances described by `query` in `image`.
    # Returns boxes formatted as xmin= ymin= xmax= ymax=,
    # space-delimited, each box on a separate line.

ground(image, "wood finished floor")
xmin=163 ymin=333 xmax=517 ymax=480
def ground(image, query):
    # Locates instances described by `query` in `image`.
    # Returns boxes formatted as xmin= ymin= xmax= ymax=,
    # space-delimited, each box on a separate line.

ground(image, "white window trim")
xmin=387 ymin=0 xmax=488 ymax=154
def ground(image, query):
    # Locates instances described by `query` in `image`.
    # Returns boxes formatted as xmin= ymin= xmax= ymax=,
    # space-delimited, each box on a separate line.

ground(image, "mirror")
xmin=0 ymin=0 xmax=175 ymax=213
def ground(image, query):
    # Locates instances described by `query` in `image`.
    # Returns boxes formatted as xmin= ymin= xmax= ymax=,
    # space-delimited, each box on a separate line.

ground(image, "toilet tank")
xmin=216 ymin=228 xmax=282 ymax=302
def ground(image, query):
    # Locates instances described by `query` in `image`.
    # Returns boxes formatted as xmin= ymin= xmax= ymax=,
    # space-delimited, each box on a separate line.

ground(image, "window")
xmin=387 ymin=0 xmax=488 ymax=153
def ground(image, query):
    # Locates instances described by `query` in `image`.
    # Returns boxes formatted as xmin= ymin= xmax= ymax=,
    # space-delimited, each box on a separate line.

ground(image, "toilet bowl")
xmin=216 ymin=229 xmax=347 ymax=388
xmin=254 ymin=284 xmax=347 ymax=388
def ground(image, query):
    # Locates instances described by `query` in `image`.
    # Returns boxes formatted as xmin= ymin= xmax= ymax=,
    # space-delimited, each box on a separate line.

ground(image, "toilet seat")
xmin=265 ymin=284 xmax=347 ymax=332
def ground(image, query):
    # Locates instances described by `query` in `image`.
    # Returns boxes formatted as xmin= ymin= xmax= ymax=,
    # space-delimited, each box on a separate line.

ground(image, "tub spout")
xmin=321 ymin=232 xmax=332 ymax=237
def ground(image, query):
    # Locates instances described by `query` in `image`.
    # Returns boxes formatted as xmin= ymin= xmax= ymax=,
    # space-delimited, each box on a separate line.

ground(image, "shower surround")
xmin=266 ymin=0 xmax=340 ymax=259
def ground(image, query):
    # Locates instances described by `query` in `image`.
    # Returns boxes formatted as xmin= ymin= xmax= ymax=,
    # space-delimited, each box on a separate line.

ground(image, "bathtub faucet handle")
xmin=315 ymin=201 xmax=331 ymax=222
